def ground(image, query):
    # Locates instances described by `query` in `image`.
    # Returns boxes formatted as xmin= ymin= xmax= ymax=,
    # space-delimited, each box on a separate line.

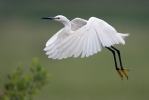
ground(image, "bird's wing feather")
xmin=44 ymin=28 xmax=70 ymax=59
xmin=45 ymin=17 xmax=129 ymax=59
xmin=87 ymin=17 xmax=127 ymax=47
xmin=44 ymin=28 xmax=65 ymax=47
xmin=70 ymin=18 xmax=87 ymax=31
xmin=56 ymin=24 xmax=102 ymax=59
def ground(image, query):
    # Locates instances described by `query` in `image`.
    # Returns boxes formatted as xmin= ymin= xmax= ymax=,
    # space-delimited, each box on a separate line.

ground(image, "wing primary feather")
xmin=81 ymin=31 xmax=89 ymax=58
xmin=91 ymin=28 xmax=98 ymax=54
xmin=94 ymin=25 xmax=102 ymax=51
xmin=48 ymin=50 xmax=58 ymax=58
xmin=67 ymin=29 xmax=85 ymax=57
xmin=89 ymin=29 xmax=94 ymax=56
xmin=44 ymin=42 xmax=56 ymax=51
xmin=86 ymin=30 xmax=91 ymax=57
xmin=45 ymin=45 xmax=57 ymax=55
xmin=94 ymin=27 xmax=101 ymax=52
xmin=73 ymin=30 xmax=86 ymax=57
xmin=58 ymin=35 xmax=78 ymax=53
xmin=60 ymin=35 xmax=78 ymax=54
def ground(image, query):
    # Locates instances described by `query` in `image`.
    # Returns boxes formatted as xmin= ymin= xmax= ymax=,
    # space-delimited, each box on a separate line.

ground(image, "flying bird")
xmin=42 ymin=15 xmax=129 ymax=80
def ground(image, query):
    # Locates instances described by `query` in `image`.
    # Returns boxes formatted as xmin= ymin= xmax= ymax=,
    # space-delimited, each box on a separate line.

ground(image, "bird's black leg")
xmin=110 ymin=46 xmax=129 ymax=80
xmin=106 ymin=47 xmax=119 ymax=70
xmin=111 ymin=46 xmax=123 ymax=70
xmin=106 ymin=47 xmax=124 ymax=80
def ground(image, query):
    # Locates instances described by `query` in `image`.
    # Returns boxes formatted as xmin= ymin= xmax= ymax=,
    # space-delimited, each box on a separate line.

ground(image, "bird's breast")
xmin=64 ymin=27 xmax=73 ymax=35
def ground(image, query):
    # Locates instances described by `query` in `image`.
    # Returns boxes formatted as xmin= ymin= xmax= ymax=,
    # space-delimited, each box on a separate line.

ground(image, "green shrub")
xmin=0 ymin=58 xmax=50 ymax=100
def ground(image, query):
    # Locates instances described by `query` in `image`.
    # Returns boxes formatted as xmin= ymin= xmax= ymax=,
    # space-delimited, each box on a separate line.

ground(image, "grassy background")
xmin=0 ymin=0 xmax=149 ymax=100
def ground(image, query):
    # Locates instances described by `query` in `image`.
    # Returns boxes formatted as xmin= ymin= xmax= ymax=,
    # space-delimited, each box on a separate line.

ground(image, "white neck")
xmin=61 ymin=20 xmax=73 ymax=35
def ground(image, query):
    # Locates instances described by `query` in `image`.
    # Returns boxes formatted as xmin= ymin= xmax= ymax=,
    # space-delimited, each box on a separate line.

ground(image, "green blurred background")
xmin=0 ymin=0 xmax=149 ymax=100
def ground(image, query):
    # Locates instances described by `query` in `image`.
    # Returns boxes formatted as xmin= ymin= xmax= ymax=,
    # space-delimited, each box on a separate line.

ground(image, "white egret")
xmin=42 ymin=15 xmax=129 ymax=80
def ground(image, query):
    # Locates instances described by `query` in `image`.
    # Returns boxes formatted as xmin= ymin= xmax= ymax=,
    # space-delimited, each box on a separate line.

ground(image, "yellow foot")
xmin=117 ymin=68 xmax=129 ymax=80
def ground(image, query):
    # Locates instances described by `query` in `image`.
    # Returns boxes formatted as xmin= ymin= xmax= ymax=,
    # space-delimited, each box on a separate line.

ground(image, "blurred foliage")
xmin=0 ymin=58 xmax=50 ymax=100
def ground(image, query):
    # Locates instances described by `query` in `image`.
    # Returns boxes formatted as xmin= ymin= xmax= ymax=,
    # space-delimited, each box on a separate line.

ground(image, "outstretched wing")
xmin=45 ymin=17 xmax=129 ymax=59
xmin=86 ymin=17 xmax=128 ymax=47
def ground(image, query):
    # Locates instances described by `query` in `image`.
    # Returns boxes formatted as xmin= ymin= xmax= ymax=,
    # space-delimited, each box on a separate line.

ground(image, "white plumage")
xmin=42 ymin=15 xmax=129 ymax=60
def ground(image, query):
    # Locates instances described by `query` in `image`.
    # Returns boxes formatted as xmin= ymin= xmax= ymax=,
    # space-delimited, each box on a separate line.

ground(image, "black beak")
xmin=41 ymin=17 xmax=55 ymax=20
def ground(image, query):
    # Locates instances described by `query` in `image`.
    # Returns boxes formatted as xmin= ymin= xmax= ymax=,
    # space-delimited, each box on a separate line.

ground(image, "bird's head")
xmin=41 ymin=15 xmax=69 ymax=22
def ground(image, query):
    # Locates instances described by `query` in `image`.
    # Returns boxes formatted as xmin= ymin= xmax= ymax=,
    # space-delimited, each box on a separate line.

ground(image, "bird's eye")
xmin=57 ymin=17 xmax=60 ymax=19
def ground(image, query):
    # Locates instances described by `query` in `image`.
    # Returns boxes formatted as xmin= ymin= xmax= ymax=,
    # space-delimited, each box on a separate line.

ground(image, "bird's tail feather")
xmin=118 ymin=33 xmax=130 ymax=39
